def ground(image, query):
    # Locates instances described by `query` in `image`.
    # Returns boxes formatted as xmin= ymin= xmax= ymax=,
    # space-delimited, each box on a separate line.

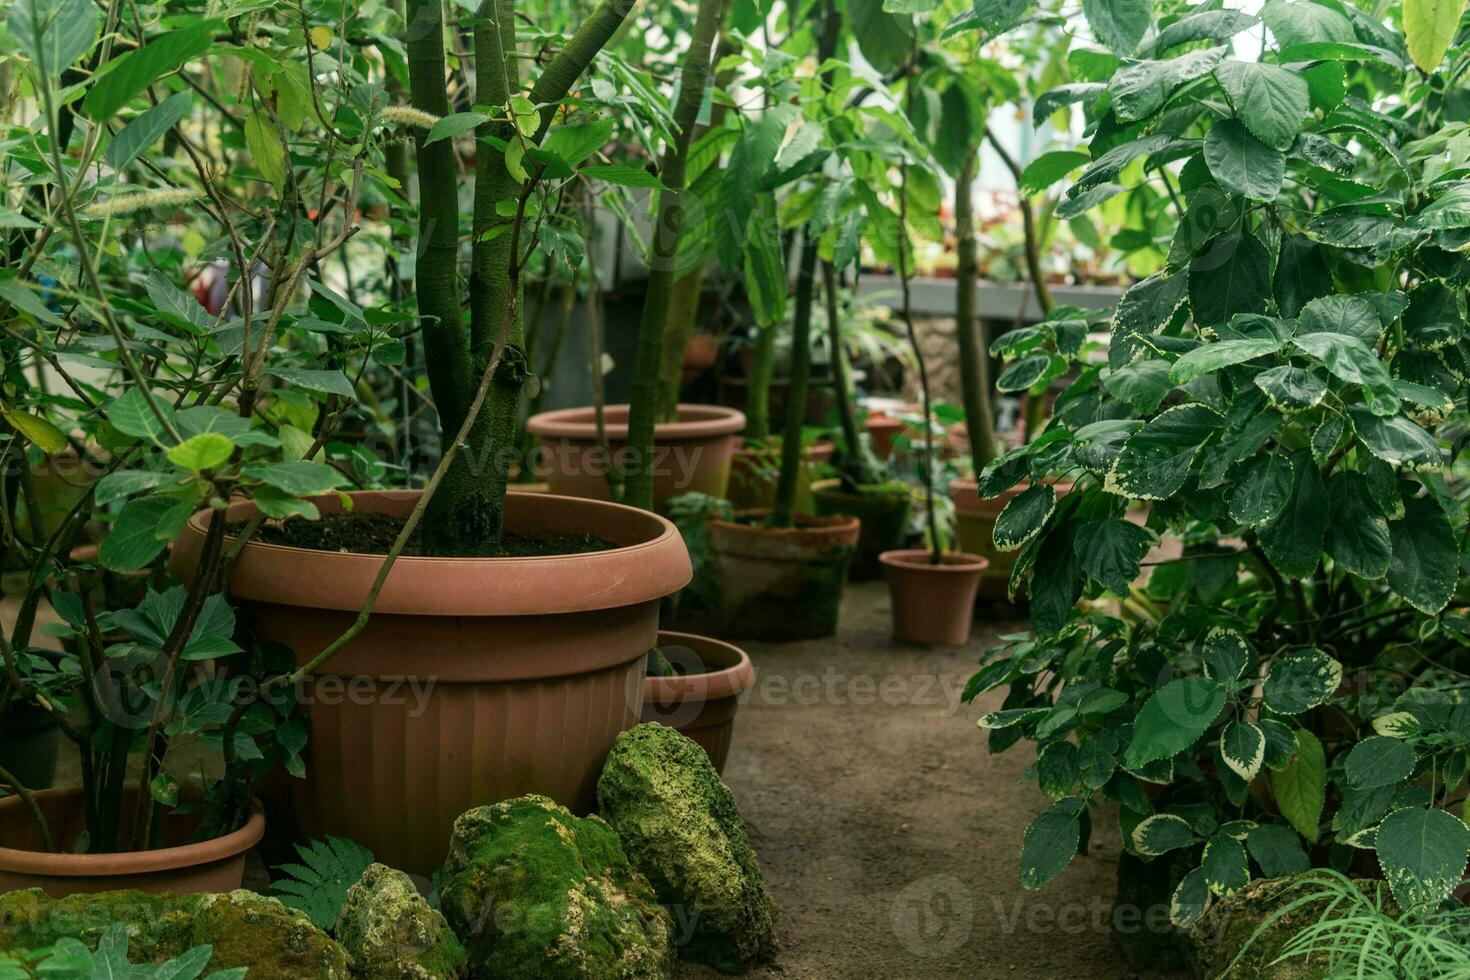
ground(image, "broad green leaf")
xmin=0 ymin=403 xmax=68 ymax=454
xmin=1189 ymin=231 xmax=1271 ymax=327
xmin=1112 ymin=272 xmax=1188 ymax=367
xmin=1349 ymin=408 xmax=1442 ymax=467
xmin=1153 ymin=9 xmax=1257 ymax=53
xmin=1203 ymin=119 xmax=1284 ymax=201
xmin=1262 ymin=0 xmax=1354 ymax=46
xmin=1403 ymin=282 xmax=1463 ymax=350
xmin=107 ymin=389 xmax=172 ymax=441
xmin=997 ymin=352 xmax=1065 ymax=392
xmin=1376 ymin=807 xmax=1470 ymax=908
xmin=993 ymin=484 xmax=1056 ymax=552
xmin=10 ymin=0 xmax=98 ymax=75
xmin=1170 ymin=867 xmax=1212 ymax=928
xmin=95 ymin=469 xmax=174 ymax=504
xmin=167 ymin=432 xmax=234 ymax=472
xmin=1108 ymin=47 xmax=1226 ymax=122
xmin=1124 ymin=677 xmax=1227 ymax=768
xmin=1202 ymin=832 xmax=1250 ymax=895
xmin=1297 ymin=294 xmax=1384 ymax=343
xmin=244 ymin=109 xmax=287 ymax=194
xmin=1019 ymin=796 xmax=1085 ymax=889
xmin=540 ymin=118 xmax=614 ymax=169
xmin=1270 ymin=728 xmax=1325 ymax=842
xmin=1259 ymin=450 xmax=1328 ymax=577
xmin=1104 ymin=360 xmax=1172 ymax=413
xmin=251 ymin=485 xmax=321 ymax=520
xmin=1033 ymin=83 xmax=1105 ymax=124
xmin=1018 ymin=150 xmax=1090 ymax=195
xmin=1246 ymin=824 xmax=1310 ymax=877
xmin=1263 ymin=649 xmax=1342 ymax=715
xmin=0 ymin=277 xmax=62 ymax=326
xmin=1213 ymin=61 xmax=1310 ymax=151
xmin=1403 ymin=0 xmax=1469 ymax=71
xmin=1413 ymin=183 xmax=1470 ymax=229
xmin=1228 ymin=453 xmax=1294 ymax=528
xmin=743 ymin=197 xmax=786 ymax=327
xmin=1325 ymin=472 xmax=1392 ymax=579
xmin=1169 ymin=336 xmax=1282 ymax=384
xmin=1106 ymin=404 xmax=1223 ymax=501
xmin=1291 ymin=331 xmax=1397 ymax=405
xmin=1028 ymin=524 xmax=1082 ymax=637
xmin=83 ymin=20 xmax=217 ymax=121
xmin=99 ymin=495 xmax=177 ymax=571
xmin=1203 ymin=629 xmax=1253 ymax=682
xmin=581 ymin=164 xmax=664 ymax=188
xmin=1388 ymin=494 xmax=1458 ymax=613
xmin=243 ymin=461 xmax=344 ymax=495
xmin=1083 ymin=0 xmax=1151 ymax=54
xmin=106 ymin=91 xmax=192 ymax=171
xmin=1132 ymin=813 xmax=1197 ymax=855
xmin=1255 ymin=366 xmax=1327 ymax=411
xmin=265 ymin=367 xmax=356 ymax=398
xmin=1072 ymin=519 xmax=1152 ymax=594
xmin=1036 ymin=741 xmax=1079 ymax=798
xmin=1221 ymin=721 xmax=1265 ymax=780
xmin=1344 ymin=735 xmax=1416 ymax=790
xmin=424 ymin=111 xmax=489 ymax=145
xmin=1260 ymin=719 xmax=1298 ymax=770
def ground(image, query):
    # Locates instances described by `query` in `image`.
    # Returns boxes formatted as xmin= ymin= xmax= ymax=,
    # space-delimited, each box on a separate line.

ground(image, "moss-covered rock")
xmin=0 ymin=888 xmax=351 ymax=978
xmin=596 ymin=723 xmax=775 ymax=973
xmin=1191 ymin=874 xmax=1396 ymax=979
xmin=438 ymin=795 xmax=674 ymax=980
xmin=336 ymin=863 xmax=467 ymax=978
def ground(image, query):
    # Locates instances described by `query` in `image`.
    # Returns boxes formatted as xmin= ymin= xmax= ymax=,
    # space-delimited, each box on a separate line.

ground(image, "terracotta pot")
xmin=727 ymin=441 xmax=834 ymax=513
xmin=682 ymin=334 xmax=720 ymax=385
xmin=172 ymin=490 xmax=691 ymax=874
xmin=0 ymin=788 xmax=264 ymax=897
xmin=527 ymin=404 xmax=744 ymax=508
xmin=880 ymin=550 xmax=988 ymax=646
xmin=708 ymin=510 xmax=859 ymax=641
xmin=952 ymin=479 xmax=1073 ymax=602
xmin=643 ymin=631 xmax=754 ymax=773
xmin=809 ymin=479 xmax=912 ymax=580
xmin=865 ymin=415 xmax=907 ymax=459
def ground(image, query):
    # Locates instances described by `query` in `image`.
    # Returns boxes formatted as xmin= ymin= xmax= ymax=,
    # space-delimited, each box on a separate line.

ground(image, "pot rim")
xmin=0 ymin=788 xmax=264 ymax=878
xmin=172 ymin=490 xmax=693 ymax=616
xmin=880 ymin=549 xmax=989 ymax=573
xmin=646 ymin=630 xmax=755 ymax=703
xmin=526 ymin=403 xmax=745 ymax=441
xmin=709 ymin=508 xmax=860 ymax=535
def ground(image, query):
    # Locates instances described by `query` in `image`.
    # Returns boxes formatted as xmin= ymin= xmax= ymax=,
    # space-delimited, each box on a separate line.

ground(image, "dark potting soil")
xmin=247 ymin=511 xmax=615 ymax=558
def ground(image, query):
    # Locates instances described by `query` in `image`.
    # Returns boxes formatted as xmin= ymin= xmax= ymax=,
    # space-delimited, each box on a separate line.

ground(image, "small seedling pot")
xmin=642 ymin=631 xmax=754 ymax=773
xmin=879 ymin=550 xmax=988 ymax=646
xmin=708 ymin=510 xmax=859 ymax=642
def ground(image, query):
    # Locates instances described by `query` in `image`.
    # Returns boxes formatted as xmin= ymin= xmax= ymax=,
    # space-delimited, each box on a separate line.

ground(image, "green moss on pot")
xmin=0 ymin=888 xmax=351 ymax=978
xmin=597 ymin=723 xmax=776 ymax=973
xmin=336 ymin=863 xmax=467 ymax=978
xmin=438 ymin=795 xmax=674 ymax=980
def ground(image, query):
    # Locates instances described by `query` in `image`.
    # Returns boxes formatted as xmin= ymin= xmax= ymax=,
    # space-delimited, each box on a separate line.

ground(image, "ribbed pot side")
xmin=172 ymin=490 xmax=692 ymax=874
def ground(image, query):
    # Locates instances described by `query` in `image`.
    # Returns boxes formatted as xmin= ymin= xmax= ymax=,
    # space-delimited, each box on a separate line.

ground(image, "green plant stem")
xmin=623 ymin=0 xmax=725 ymax=511
xmin=0 ymin=763 xmax=53 ymax=852
xmin=895 ymin=120 xmax=939 ymax=564
xmin=744 ymin=321 xmax=776 ymax=441
xmin=824 ymin=260 xmax=875 ymax=487
xmin=770 ymin=235 xmax=818 ymax=528
xmin=954 ymin=147 xmax=999 ymax=473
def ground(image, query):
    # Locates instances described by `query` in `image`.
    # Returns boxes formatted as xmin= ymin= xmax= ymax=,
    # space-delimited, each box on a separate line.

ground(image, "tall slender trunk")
xmin=954 ymin=149 xmax=999 ymax=472
xmin=824 ymin=260 xmax=876 ymax=487
xmin=744 ymin=322 xmax=776 ymax=441
xmin=623 ymin=0 xmax=726 ymax=511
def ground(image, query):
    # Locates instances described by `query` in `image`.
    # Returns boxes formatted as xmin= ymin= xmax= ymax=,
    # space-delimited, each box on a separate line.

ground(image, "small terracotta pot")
xmin=865 ymin=415 xmax=906 ymax=459
xmin=951 ymin=479 xmax=1073 ymax=602
xmin=643 ymin=631 xmax=754 ymax=773
xmin=880 ymin=550 xmax=988 ymax=646
xmin=708 ymin=510 xmax=859 ymax=641
xmin=809 ymin=479 xmax=911 ymax=580
xmin=682 ymin=334 xmax=720 ymax=384
xmin=0 ymin=788 xmax=264 ymax=897
xmin=727 ymin=441 xmax=834 ymax=513
xmin=172 ymin=490 xmax=691 ymax=874
xmin=526 ymin=404 xmax=745 ymax=507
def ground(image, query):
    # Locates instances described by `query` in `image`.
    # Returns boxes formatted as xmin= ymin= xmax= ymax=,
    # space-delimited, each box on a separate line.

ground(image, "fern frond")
xmin=271 ymin=835 xmax=376 ymax=930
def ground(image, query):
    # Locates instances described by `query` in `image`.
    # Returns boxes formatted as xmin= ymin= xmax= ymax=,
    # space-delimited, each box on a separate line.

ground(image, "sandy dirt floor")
xmin=674 ymin=581 xmax=1185 ymax=980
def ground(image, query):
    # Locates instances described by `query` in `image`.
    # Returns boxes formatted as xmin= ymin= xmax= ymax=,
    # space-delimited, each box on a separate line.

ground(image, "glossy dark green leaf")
xmin=993 ymin=484 xmax=1056 ymax=552
xmin=1019 ymin=796 xmax=1085 ymax=889
xmin=1107 ymin=404 xmax=1223 ymax=500
xmin=1213 ymin=60 xmax=1310 ymax=151
xmin=1376 ymin=807 xmax=1470 ymax=908
xmin=1349 ymin=408 xmax=1442 ymax=468
xmin=1274 ymin=234 xmax=1333 ymax=318
xmin=1246 ymin=824 xmax=1310 ymax=877
xmin=1202 ymin=831 xmax=1250 ymax=895
xmin=1258 ymin=450 xmax=1328 ymax=577
xmin=1255 ymin=366 xmax=1327 ymax=411
xmin=1297 ymin=294 xmax=1384 ymax=343
xmin=1084 ymin=0 xmax=1151 ymax=54
xmin=1108 ymin=46 xmax=1226 ymax=122
xmin=1124 ymin=677 xmax=1227 ymax=768
xmin=1189 ymin=231 xmax=1271 ymax=327
xmin=1344 ymin=735 xmax=1416 ymax=790
xmin=1325 ymin=472 xmax=1392 ymax=579
xmin=1263 ymin=649 xmax=1343 ymax=715
xmin=1388 ymin=493 xmax=1458 ymax=613
xmin=1228 ymin=453 xmax=1295 ymax=528
xmin=1073 ymin=519 xmax=1153 ymax=594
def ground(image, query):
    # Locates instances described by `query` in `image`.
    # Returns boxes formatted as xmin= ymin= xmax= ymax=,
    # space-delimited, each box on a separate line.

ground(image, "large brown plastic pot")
xmin=727 ymin=440 xmax=834 ymax=513
xmin=0 ymin=788 xmax=264 ymax=897
xmin=879 ymin=550 xmax=988 ymax=646
xmin=526 ymin=404 xmax=744 ymax=507
xmin=643 ymin=631 xmax=754 ymax=773
xmin=708 ymin=510 xmax=859 ymax=641
xmin=172 ymin=490 xmax=691 ymax=875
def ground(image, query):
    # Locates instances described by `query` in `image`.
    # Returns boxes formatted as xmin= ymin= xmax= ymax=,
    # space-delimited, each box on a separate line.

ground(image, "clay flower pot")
xmin=879 ymin=550 xmax=988 ymax=646
xmin=0 ymin=788 xmax=264 ymax=897
xmin=527 ymin=404 xmax=744 ymax=507
xmin=727 ymin=440 xmax=834 ymax=513
xmin=173 ymin=490 xmax=691 ymax=875
xmin=682 ymin=333 xmax=720 ymax=384
xmin=643 ymin=631 xmax=754 ymax=773
xmin=951 ymin=479 xmax=1072 ymax=602
xmin=707 ymin=510 xmax=859 ymax=641
xmin=864 ymin=414 xmax=906 ymax=459
xmin=809 ymin=478 xmax=911 ymax=580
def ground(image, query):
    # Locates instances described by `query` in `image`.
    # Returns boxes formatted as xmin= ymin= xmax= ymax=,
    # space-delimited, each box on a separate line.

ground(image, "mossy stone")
xmin=336 ymin=863 xmax=467 ymax=978
xmin=597 ymin=723 xmax=775 ymax=973
xmin=438 ymin=794 xmax=674 ymax=980
xmin=1190 ymin=874 xmax=1396 ymax=979
xmin=0 ymin=888 xmax=350 ymax=978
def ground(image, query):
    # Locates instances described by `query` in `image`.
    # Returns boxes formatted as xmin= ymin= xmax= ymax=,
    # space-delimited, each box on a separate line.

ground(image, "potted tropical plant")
xmin=964 ymin=0 xmax=1470 ymax=950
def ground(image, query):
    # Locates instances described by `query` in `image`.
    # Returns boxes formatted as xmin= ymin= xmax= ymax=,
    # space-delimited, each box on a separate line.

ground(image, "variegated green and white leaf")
xmin=1220 ymin=721 xmax=1265 ymax=780
xmin=1132 ymin=813 xmax=1198 ymax=856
